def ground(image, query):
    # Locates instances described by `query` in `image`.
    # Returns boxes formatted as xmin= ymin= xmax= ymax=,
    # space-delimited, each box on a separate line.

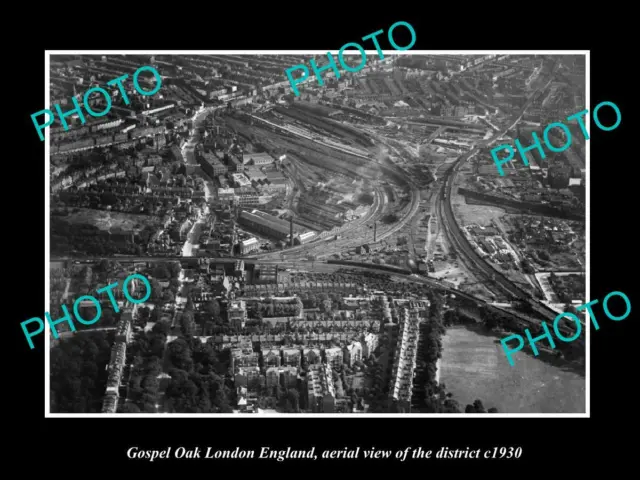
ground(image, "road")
xmin=61 ymin=279 xmax=71 ymax=302
xmin=178 ymin=105 xmax=225 ymax=257
xmin=182 ymin=217 xmax=206 ymax=257
xmin=181 ymin=105 xmax=222 ymax=166
xmin=52 ymin=326 xmax=117 ymax=343
xmin=202 ymin=180 xmax=215 ymax=202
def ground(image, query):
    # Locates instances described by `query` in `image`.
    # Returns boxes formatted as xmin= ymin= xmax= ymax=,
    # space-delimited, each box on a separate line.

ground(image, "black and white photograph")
xmin=44 ymin=52 xmax=588 ymax=416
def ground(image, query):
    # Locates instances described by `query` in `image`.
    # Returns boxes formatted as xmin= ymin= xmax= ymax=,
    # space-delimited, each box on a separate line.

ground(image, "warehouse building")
xmin=239 ymin=210 xmax=306 ymax=240
xmin=243 ymin=152 xmax=275 ymax=166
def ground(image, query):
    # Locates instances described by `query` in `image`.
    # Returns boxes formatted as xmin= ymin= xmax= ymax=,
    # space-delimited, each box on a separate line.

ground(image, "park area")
xmin=439 ymin=326 xmax=585 ymax=413
xmin=60 ymin=208 xmax=160 ymax=233
xmin=452 ymin=198 xmax=507 ymax=227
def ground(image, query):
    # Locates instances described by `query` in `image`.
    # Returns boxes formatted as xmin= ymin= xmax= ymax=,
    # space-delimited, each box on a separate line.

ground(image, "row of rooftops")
xmin=101 ymin=307 xmax=134 ymax=413
xmin=229 ymin=334 xmax=373 ymax=364
xmin=243 ymin=281 xmax=358 ymax=291
xmin=260 ymin=340 xmax=363 ymax=358
xmin=308 ymin=363 xmax=335 ymax=399
xmin=265 ymin=365 xmax=298 ymax=376
xmin=102 ymin=393 xmax=118 ymax=413
xmin=208 ymin=330 xmax=377 ymax=351
xmin=389 ymin=308 xmax=421 ymax=402
xmin=116 ymin=310 xmax=133 ymax=337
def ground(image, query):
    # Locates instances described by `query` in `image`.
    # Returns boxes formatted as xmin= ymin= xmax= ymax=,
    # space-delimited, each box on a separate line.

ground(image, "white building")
xmin=218 ymin=188 xmax=235 ymax=202
xmin=362 ymin=332 xmax=378 ymax=358
xmin=240 ymin=237 xmax=260 ymax=255
xmin=344 ymin=341 xmax=363 ymax=366
xmin=297 ymin=231 xmax=316 ymax=244
xmin=231 ymin=173 xmax=252 ymax=188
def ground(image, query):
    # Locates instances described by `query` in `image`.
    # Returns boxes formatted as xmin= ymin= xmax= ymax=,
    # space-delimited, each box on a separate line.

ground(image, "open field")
xmin=457 ymin=280 xmax=497 ymax=301
xmin=59 ymin=208 xmax=161 ymax=232
xmin=452 ymin=200 xmax=507 ymax=227
xmin=440 ymin=326 xmax=585 ymax=413
xmin=430 ymin=265 xmax=466 ymax=288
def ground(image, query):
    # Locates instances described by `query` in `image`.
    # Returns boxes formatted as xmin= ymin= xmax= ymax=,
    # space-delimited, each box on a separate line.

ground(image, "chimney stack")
xmin=290 ymin=217 xmax=294 ymax=247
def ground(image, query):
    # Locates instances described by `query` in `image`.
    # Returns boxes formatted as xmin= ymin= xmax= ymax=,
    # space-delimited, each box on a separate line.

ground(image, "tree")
xmin=284 ymin=388 xmax=300 ymax=413
xmin=168 ymin=262 xmax=182 ymax=278
xmin=152 ymin=264 xmax=171 ymax=280
xmin=473 ymin=399 xmax=486 ymax=413
xmin=152 ymin=319 xmax=172 ymax=336
xmin=168 ymin=338 xmax=193 ymax=372
xmin=185 ymin=297 xmax=195 ymax=313
xmin=140 ymin=393 xmax=158 ymax=412
xmin=149 ymin=305 xmax=163 ymax=323
xmin=141 ymin=375 xmax=160 ymax=393
xmin=150 ymin=280 xmax=163 ymax=302
xmin=50 ymin=332 xmax=112 ymax=413
xmin=137 ymin=306 xmax=151 ymax=322
xmin=122 ymin=403 xmax=141 ymax=413
xmin=205 ymin=299 xmax=221 ymax=318
xmin=442 ymin=398 xmax=461 ymax=413
xmin=100 ymin=192 xmax=118 ymax=205
xmin=163 ymin=290 xmax=175 ymax=304
xmin=101 ymin=307 xmax=116 ymax=327
xmin=203 ymin=320 xmax=215 ymax=336
xmin=96 ymin=259 xmax=112 ymax=273
xmin=521 ymin=259 xmax=535 ymax=274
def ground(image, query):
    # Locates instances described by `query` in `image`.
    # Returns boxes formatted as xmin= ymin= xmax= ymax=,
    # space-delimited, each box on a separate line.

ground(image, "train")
xmin=327 ymin=259 xmax=412 ymax=275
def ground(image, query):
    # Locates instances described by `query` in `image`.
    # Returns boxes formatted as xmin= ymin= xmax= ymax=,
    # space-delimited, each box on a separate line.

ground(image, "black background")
xmin=8 ymin=9 xmax=635 ymax=474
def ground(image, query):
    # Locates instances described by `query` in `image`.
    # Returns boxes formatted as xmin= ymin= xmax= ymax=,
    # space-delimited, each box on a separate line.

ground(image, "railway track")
xmin=437 ymin=66 xmax=567 ymax=324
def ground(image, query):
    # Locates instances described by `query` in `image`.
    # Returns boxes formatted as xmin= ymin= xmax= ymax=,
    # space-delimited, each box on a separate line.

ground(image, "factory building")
xmin=238 ymin=210 xmax=306 ymax=241
xmin=199 ymin=151 xmax=228 ymax=177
